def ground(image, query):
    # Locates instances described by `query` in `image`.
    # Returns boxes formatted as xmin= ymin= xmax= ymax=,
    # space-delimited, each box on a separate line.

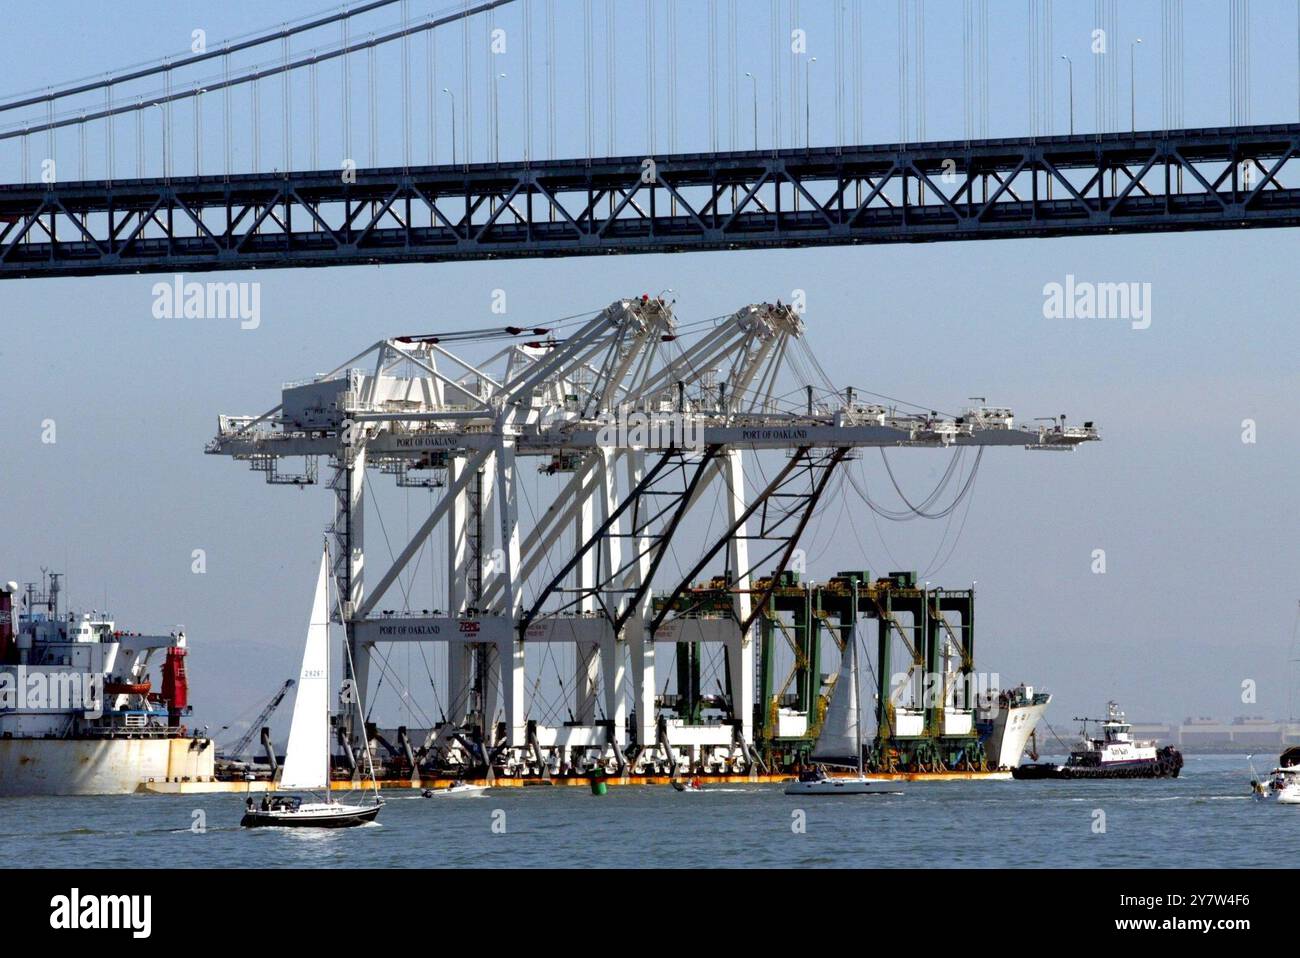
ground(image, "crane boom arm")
xmin=224 ymin=679 xmax=295 ymax=757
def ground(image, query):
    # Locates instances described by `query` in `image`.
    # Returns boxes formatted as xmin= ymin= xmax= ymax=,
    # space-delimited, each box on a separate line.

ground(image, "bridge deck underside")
xmin=0 ymin=124 xmax=1294 ymax=277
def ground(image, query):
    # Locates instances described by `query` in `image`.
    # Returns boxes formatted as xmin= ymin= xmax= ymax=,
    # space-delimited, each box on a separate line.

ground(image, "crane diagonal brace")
xmin=650 ymin=446 xmax=847 ymax=634
xmin=738 ymin=447 xmax=851 ymax=634
xmin=518 ymin=445 xmax=716 ymax=639
xmin=612 ymin=446 xmax=722 ymax=634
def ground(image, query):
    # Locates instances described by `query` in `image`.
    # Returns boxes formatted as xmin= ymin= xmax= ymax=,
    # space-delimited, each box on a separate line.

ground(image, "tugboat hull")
xmin=1013 ymin=746 xmax=1183 ymax=780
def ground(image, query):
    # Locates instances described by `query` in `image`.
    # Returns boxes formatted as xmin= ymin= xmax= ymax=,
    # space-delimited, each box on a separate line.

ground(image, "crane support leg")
xmin=447 ymin=453 xmax=472 ymax=724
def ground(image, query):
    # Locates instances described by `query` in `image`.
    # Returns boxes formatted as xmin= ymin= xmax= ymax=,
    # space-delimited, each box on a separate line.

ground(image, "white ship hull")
xmin=784 ymin=776 xmax=899 ymax=795
xmin=0 ymin=737 xmax=214 ymax=796
xmin=1275 ymin=786 xmax=1300 ymax=804
xmin=984 ymin=700 xmax=1050 ymax=769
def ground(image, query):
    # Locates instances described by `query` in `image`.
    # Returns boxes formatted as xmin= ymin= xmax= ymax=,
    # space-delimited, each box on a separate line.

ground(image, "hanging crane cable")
xmin=878 ymin=446 xmax=983 ymax=519
xmin=842 ymin=446 xmax=984 ymax=522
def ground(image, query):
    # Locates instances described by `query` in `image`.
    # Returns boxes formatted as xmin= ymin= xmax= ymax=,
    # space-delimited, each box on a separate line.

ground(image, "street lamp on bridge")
xmin=493 ymin=73 xmax=506 ymax=163
xmin=1130 ymin=38 xmax=1143 ymax=133
xmin=442 ymin=88 xmax=456 ymax=165
xmin=744 ymin=71 xmax=758 ymax=150
xmin=804 ymin=56 xmax=817 ymax=148
xmin=151 ymin=102 xmax=169 ymax=182
xmin=1061 ymin=55 xmax=1074 ymax=135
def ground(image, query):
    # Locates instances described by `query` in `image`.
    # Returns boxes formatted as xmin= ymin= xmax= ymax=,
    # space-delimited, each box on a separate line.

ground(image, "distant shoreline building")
xmin=1121 ymin=716 xmax=1300 ymax=753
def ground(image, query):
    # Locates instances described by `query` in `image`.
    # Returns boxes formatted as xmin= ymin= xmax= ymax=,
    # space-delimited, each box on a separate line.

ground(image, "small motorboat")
xmin=671 ymin=777 xmax=705 ymax=793
xmin=423 ymin=781 xmax=488 ymax=797
xmin=1250 ymin=750 xmax=1300 ymax=803
xmin=1278 ymin=784 xmax=1300 ymax=804
xmin=241 ymin=794 xmax=382 ymax=828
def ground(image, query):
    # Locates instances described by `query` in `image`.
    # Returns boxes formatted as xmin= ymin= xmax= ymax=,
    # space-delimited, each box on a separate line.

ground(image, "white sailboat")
xmin=785 ymin=626 xmax=899 ymax=796
xmin=241 ymin=545 xmax=383 ymax=828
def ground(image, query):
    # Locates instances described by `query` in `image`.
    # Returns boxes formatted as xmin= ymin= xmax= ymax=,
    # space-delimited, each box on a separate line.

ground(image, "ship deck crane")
xmin=219 ymin=679 xmax=295 ymax=759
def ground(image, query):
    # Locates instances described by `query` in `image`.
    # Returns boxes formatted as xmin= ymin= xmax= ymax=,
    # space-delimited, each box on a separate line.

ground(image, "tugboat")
xmin=1013 ymin=701 xmax=1183 ymax=780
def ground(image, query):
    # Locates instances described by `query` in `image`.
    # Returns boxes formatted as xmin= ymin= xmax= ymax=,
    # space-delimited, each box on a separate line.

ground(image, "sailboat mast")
xmin=324 ymin=543 xmax=333 ymax=800
xmin=853 ymin=623 xmax=863 ymax=775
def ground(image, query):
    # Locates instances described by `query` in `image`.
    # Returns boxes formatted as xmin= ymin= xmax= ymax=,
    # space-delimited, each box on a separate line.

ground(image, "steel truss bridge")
xmin=0 ymin=123 xmax=1296 ymax=279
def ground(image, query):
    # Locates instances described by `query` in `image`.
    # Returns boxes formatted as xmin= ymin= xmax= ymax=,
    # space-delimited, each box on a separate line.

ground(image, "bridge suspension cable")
xmin=0 ymin=0 xmax=518 ymax=143
xmin=0 ymin=0 xmax=409 ymax=114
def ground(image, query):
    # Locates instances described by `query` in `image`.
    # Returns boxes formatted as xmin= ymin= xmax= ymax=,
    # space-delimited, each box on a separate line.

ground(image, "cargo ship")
xmin=978 ymin=684 xmax=1052 ymax=770
xmin=0 ymin=573 xmax=215 ymax=795
xmin=1012 ymin=701 xmax=1183 ymax=780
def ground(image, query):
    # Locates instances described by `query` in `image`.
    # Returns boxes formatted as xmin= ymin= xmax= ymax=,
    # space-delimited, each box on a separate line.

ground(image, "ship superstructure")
xmin=207 ymin=297 xmax=1098 ymax=780
xmin=978 ymin=685 xmax=1053 ymax=770
xmin=0 ymin=574 xmax=214 ymax=795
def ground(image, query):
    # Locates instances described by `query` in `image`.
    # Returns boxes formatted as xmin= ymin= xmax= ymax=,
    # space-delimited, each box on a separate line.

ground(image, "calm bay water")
xmin=0 ymin=755 xmax=1289 ymax=869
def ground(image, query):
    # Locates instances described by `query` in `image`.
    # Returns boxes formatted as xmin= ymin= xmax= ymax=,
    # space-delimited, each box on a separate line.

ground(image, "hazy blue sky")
xmin=0 ymin=1 xmax=1296 ymax=744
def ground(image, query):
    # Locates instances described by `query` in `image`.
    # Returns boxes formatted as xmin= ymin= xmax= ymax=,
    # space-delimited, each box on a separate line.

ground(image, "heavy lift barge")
xmin=213 ymin=567 xmax=1034 ymax=790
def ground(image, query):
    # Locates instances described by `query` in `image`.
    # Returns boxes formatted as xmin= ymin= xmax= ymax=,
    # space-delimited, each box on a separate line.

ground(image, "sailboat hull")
xmin=783 ymin=777 xmax=899 ymax=795
xmin=240 ymin=801 xmax=381 ymax=828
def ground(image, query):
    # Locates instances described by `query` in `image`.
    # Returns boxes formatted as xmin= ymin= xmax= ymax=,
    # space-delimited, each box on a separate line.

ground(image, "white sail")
xmin=278 ymin=549 xmax=332 ymax=792
xmin=811 ymin=635 xmax=860 ymax=764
